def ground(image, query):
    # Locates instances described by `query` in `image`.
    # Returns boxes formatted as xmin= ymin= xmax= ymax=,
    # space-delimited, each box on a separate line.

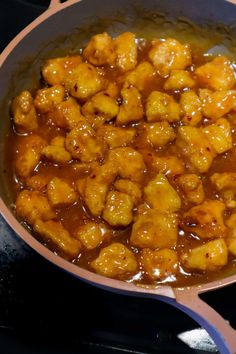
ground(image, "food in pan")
xmin=7 ymin=31 xmax=236 ymax=286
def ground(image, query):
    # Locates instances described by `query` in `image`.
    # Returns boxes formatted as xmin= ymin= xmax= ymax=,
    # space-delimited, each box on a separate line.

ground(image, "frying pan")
xmin=0 ymin=0 xmax=236 ymax=352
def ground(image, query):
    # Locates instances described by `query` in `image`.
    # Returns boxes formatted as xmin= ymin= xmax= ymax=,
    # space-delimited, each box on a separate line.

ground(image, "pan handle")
xmin=170 ymin=288 xmax=236 ymax=353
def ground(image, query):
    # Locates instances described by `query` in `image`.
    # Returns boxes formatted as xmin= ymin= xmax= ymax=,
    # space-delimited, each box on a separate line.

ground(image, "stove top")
xmin=1 ymin=1 xmax=236 ymax=353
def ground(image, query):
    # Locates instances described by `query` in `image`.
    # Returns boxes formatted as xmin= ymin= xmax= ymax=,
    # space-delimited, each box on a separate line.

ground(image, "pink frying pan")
xmin=0 ymin=0 xmax=236 ymax=352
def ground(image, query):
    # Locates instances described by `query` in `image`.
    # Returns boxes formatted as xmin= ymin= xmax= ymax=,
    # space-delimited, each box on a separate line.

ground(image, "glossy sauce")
xmin=6 ymin=32 xmax=236 ymax=287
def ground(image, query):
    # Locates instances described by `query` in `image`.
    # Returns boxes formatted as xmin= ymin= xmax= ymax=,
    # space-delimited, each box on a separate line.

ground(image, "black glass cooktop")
xmin=1 ymin=1 xmax=236 ymax=353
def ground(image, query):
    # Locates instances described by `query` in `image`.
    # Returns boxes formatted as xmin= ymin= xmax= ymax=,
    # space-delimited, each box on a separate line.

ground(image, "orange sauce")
xmin=5 ymin=37 xmax=236 ymax=287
